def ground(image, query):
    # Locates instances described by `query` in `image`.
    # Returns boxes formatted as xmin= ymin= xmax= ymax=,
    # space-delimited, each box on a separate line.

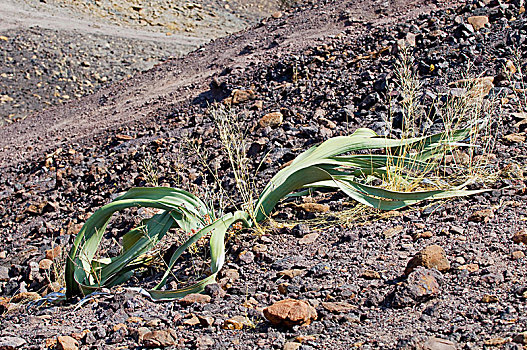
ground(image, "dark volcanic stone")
xmin=392 ymin=268 xmax=441 ymax=308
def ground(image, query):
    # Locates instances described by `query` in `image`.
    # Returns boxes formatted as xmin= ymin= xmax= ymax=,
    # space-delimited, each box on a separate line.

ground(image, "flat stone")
xmin=361 ymin=270 xmax=381 ymax=279
xmin=513 ymin=230 xmax=527 ymax=245
xmin=263 ymin=299 xmax=317 ymax=328
xmin=133 ymin=327 xmax=151 ymax=343
xmin=196 ymin=335 xmax=215 ymax=348
xmin=56 ymin=335 xmax=78 ymax=350
xmin=182 ymin=315 xmax=200 ymax=326
xmin=321 ymin=301 xmax=357 ymax=313
xmin=197 ymin=315 xmax=215 ymax=327
xmin=277 ymin=269 xmax=305 ymax=279
xmin=0 ymin=336 xmax=27 ymax=349
xmin=383 ymin=225 xmax=404 ymax=238
xmin=238 ymin=250 xmax=255 ymax=264
xmin=298 ymin=232 xmax=319 ymax=245
xmin=142 ymin=330 xmax=176 ymax=348
xmin=204 ymin=283 xmax=226 ymax=298
xmin=449 ymin=225 xmax=465 ymax=235
xmin=503 ymin=133 xmax=526 ymax=144
xmin=468 ymin=16 xmax=489 ymax=31
xmin=259 ymin=112 xmax=283 ymax=128
xmin=222 ymin=315 xmax=253 ymax=330
xmin=126 ymin=316 xmax=143 ymax=324
xmin=179 ymin=293 xmax=211 ymax=306
xmin=458 ymin=264 xmax=479 ymax=273
xmin=0 ymin=266 xmax=9 ymax=281
xmin=231 ymin=89 xmax=255 ymax=104
xmin=421 ymin=336 xmax=458 ymax=350
xmin=296 ymin=203 xmax=329 ymax=213
xmin=468 ymin=209 xmax=494 ymax=223
xmin=512 ymin=251 xmax=525 ymax=260
xmin=484 ymin=338 xmax=510 ymax=346
xmin=283 ymin=342 xmax=301 ymax=350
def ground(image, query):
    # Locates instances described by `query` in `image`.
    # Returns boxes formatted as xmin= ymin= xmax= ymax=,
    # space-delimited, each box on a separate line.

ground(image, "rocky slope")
xmin=0 ymin=0 xmax=278 ymax=125
xmin=0 ymin=0 xmax=526 ymax=349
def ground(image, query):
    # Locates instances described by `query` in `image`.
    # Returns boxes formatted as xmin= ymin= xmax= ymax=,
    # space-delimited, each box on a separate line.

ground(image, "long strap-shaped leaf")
xmin=253 ymin=127 xmax=476 ymax=221
xmin=307 ymin=173 xmax=488 ymax=210
xmin=66 ymin=187 xmax=211 ymax=298
xmin=148 ymin=211 xmax=249 ymax=301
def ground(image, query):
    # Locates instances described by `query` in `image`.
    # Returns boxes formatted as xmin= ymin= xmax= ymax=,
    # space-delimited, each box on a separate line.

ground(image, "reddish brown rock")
xmin=512 ymin=251 xmax=525 ymax=260
xmin=393 ymin=268 xmax=441 ymax=308
xmin=468 ymin=209 xmax=494 ymax=223
xmin=178 ymin=293 xmax=211 ymax=306
xmin=231 ymin=89 xmax=255 ymax=104
xmin=458 ymin=264 xmax=479 ymax=273
xmin=263 ymin=299 xmax=317 ymax=328
xmin=45 ymin=245 xmax=62 ymax=260
xmin=321 ymin=301 xmax=357 ymax=313
xmin=222 ymin=315 xmax=253 ymax=330
xmin=468 ymin=15 xmax=489 ymax=30
xmin=10 ymin=292 xmax=40 ymax=303
xmin=56 ymin=335 xmax=78 ymax=350
xmin=259 ymin=112 xmax=283 ymax=128
xmin=142 ymin=330 xmax=176 ymax=348
xmin=296 ymin=203 xmax=329 ymax=213
xmin=513 ymin=230 xmax=527 ymax=245
xmin=38 ymin=258 xmax=53 ymax=270
xmin=405 ymin=245 xmax=450 ymax=275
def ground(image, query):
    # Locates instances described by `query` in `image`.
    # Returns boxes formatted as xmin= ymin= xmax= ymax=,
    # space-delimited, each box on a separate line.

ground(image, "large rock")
xmin=56 ymin=336 xmax=78 ymax=350
xmin=0 ymin=266 xmax=9 ymax=281
xmin=392 ymin=268 xmax=441 ymax=308
xmin=0 ymin=336 xmax=27 ymax=349
xmin=467 ymin=16 xmax=489 ymax=31
xmin=263 ymin=299 xmax=317 ymax=328
xmin=231 ymin=89 xmax=255 ymax=104
xmin=142 ymin=330 xmax=177 ymax=348
xmin=513 ymin=230 xmax=527 ymax=245
xmin=259 ymin=112 xmax=283 ymax=128
xmin=419 ymin=337 xmax=457 ymax=350
xmin=405 ymin=245 xmax=450 ymax=275
xmin=513 ymin=332 xmax=527 ymax=345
